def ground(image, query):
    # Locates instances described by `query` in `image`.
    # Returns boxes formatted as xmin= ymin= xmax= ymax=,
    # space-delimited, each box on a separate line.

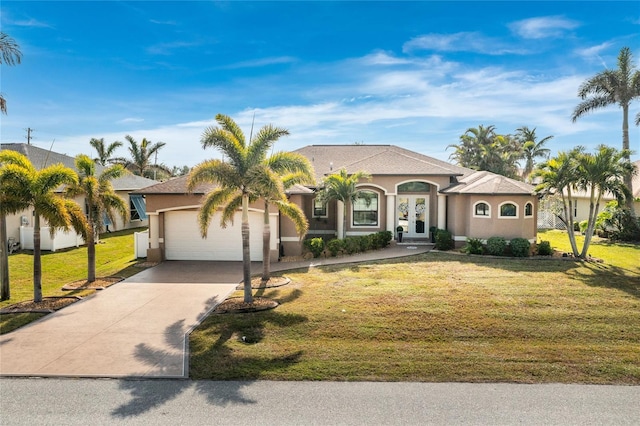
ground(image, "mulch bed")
xmin=0 ymin=296 xmax=83 ymax=314
xmin=236 ymin=276 xmax=291 ymax=290
xmin=61 ymin=276 xmax=123 ymax=291
xmin=213 ymin=297 xmax=279 ymax=314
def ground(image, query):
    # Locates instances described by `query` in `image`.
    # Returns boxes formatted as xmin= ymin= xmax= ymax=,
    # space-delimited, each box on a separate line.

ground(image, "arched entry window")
xmin=398 ymin=182 xmax=430 ymax=193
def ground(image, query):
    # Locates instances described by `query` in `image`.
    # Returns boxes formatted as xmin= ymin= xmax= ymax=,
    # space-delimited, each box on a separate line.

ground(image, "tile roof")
xmin=1 ymin=143 xmax=158 ymax=191
xmin=294 ymin=144 xmax=473 ymax=181
xmin=440 ymin=170 xmax=535 ymax=195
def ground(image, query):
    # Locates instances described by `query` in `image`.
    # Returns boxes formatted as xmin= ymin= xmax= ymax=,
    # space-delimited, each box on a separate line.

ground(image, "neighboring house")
xmin=1 ymin=143 xmax=157 ymax=251
xmin=537 ymin=159 xmax=640 ymax=229
xmin=136 ymin=144 xmax=537 ymax=262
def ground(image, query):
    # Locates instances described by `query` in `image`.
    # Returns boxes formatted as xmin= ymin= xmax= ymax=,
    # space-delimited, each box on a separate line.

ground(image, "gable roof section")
xmin=132 ymin=175 xmax=214 ymax=195
xmin=294 ymin=145 xmax=473 ymax=182
xmin=1 ymin=143 xmax=158 ymax=191
xmin=440 ymin=170 xmax=535 ymax=195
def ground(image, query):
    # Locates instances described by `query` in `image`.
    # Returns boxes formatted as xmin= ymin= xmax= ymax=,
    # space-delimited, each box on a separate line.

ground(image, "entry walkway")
xmin=0 ymin=244 xmax=431 ymax=378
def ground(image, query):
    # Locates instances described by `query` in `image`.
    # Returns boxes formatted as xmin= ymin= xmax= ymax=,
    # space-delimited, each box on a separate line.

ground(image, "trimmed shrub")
xmin=435 ymin=229 xmax=454 ymax=251
xmin=326 ymin=239 xmax=343 ymax=257
xmin=344 ymin=237 xmax=360 ymax=255
xmin=463 ymin=238 xmax=484 ymax=255
xmin=486 ymin=236 xmax=507 ymax=256
xmin=536 ymin=240 xmax=552 ymax=256
xmin=510 ymin=238 xmax=531 ymax=257
xmin=304 ymin=237 xmax=325 ymax=258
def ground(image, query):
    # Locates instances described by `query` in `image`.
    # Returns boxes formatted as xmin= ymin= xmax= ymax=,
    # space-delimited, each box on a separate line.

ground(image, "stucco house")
xmin=136 ymin=144 xmax=537 ymax=262
xmin=1 ymin=143 xmax=157 ymax=251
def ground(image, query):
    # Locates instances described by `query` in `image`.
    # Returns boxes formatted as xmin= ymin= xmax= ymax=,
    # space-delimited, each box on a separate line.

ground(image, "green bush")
xmin=304 ymin=237 xmax=325 ymax=258
xmin=486 ymin=236 xmax=507 ymax=256
xmin=579 ymin=220 xmax=590 ymax=235
xmin=326 ymin=239 xmax=343 ymax=257
xmin=435 ymin=229 xmax=454 ymax=251
xmin=536 ymin=240 xmax=552 ymax=256
xmin=343 ymin=237 xmax=360 ymax=255
xmin=463 ymin=238 xmax=484 ymax=255
xmin=509 ymin=238 xmax=531 ymax=257
xmin=378 ymin=231 xmax=393 ymax=248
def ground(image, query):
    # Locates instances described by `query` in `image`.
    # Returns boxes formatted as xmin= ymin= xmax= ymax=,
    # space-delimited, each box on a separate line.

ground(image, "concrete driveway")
xmin=0 ymin=262 xmax=241 ymax=378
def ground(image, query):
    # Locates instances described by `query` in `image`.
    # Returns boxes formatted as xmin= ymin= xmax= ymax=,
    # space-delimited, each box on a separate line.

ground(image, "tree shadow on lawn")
xmin=111 ymin=289 xmax=306 ymax=418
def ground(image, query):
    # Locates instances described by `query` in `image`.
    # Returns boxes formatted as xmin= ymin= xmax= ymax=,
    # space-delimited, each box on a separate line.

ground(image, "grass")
xmin=0 ymin=227 xmax=148 ymax=332
xmin=537 ymin=229 xmax=639 ymax=272
xmin=190 ymin=244 xmax=640 ymax=384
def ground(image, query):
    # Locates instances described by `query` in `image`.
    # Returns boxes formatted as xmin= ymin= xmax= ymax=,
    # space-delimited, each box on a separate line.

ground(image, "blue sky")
xmin=1 ymin=1 xmax=639 ymax=169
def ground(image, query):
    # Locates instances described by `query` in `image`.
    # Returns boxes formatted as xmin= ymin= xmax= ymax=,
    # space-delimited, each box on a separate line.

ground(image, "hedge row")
xmin=303 ymin=231 xmax=393 ymax=258
xmin=461 ymin=236 xmax=548 ymax=257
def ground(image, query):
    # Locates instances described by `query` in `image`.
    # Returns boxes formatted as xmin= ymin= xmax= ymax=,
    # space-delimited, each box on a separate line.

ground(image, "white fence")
xmin=19 ymin=226 xmax=84 ymax=252
xmin=134 ymin=230 xmax=149 ymax=258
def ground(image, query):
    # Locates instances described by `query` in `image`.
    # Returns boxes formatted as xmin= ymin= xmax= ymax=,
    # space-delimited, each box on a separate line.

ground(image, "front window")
xmin=499 ymin=202 xmax=518 ymax=218
xmin=474 ymin=202 xmax=490 ymax=217
xmin=352 ymin=190 xmax=378 ymax=226
xmin=313 ymin=197 xmax=327 ymax=217
xmin=524 ymin=202 xmax=533 ymax=217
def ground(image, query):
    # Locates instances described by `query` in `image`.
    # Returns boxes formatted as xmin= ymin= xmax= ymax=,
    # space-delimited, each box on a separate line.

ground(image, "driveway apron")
xmin=0 ymin=262 xmax=241 ymax=378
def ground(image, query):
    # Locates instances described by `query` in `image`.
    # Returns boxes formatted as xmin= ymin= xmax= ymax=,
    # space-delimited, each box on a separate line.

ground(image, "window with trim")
xmin=352 ymin=190 xmax=378 ymax=226
xmin=313 ymin=197 xmax=327 ymax=217
xmin=474 ymin=202 xmax=490 ymax=217
xmin=499 ymin=202 xmax=518 ymax=218
xmin=524 ymin=202 xmax=533 ymax=217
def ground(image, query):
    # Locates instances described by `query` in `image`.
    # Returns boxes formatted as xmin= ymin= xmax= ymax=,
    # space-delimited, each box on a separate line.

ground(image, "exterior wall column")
xmin=147 ymin=213 xmax=162 ymax=262
xmin=336 ymin=200 xmax=344 ymax=239
xmin=386 ymin=194 xmax=396 ymax=234
xmin=438 ymin=195 xmax=446 ymax=229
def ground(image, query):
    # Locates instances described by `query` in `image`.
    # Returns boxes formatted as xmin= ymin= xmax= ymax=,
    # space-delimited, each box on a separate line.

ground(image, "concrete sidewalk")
xmin=0 ymin=244 xmax=431 ymax=378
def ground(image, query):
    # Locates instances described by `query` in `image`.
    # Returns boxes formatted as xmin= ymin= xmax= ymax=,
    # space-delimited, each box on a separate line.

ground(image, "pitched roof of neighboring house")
xmin=294 ymin=144 xmax=473 ymax=182
xmin=1 ymin=143 xmax=158 ymax=191
xmin=440 ymin=170 xmax=535 ymax=195
xmin=133 ymin=175 xmax=214 ymax=195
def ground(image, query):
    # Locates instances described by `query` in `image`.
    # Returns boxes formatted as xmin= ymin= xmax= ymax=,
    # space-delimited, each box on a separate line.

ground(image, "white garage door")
xmin=164 ymin=210 xmax=264 ymax=261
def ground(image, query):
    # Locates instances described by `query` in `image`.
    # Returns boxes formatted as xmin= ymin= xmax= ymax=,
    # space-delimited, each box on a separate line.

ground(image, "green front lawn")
xmin=1 ymin=227 xmax=147 ymax=310
xmin=190 ymin=245 xmax=640 ymax=383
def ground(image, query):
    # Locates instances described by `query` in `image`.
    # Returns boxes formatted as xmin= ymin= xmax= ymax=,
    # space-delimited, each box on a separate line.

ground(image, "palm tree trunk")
xmin=580 ymin=194 xmax=600 ymax=258
xmin=262 ymin=202 xmax=270 ymax=283
xmin=342 ymin=202 xmax=348 ymax=240
xmin=241 ymin=194 xmax=253 ymax=304
xmin=622 ymin=105 xmax=635 ymax=215
xmin=33 ymin=213 xmax=43 ymax=303
xmin=563 ymin=193 xmax=580 ymax=257
xmin=0 ymin=214 xmax=10 ymax=300
xmin=87 ymin=221 xmax=96 ymax=283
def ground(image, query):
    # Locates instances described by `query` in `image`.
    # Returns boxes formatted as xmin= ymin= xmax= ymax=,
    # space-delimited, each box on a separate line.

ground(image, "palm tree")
xmin=66 ymin=154 xmax=128 ymax=283
xmin=575 ymin=145 xmax=635 ymax=258
xmin=0 ymin=32 xmax=22 ymax=114
xmin=516 ymin=126 xmax=553 ymax=182
xmin=118 ymin=135 xmax=170 ymax=179
xmin=260 ymin=154 xmax=315 ymax=283
xmin=0 ymin=151 xmax=87 ymax=302
xmin=572 ymin=46 xmax=640 ymax=206
xmin=318 ymin=168 xmax=372 ymax=240
xmin=0 ymin=152 xmax=31 ymax=300
xmin=448 ymin=125 xmax=497 ymax=169
xmin=187 ymin=114 xmax=291 ymax=304
xmin=90 ymin=138 xmax=123 ymax=166
xmin=534 ymin=148 xmax=584 ymax=257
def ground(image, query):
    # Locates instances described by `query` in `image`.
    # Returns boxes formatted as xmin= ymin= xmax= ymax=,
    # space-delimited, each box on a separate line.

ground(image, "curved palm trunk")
xmin=262 ymin=202 xmax=271 ymax=283
xmin=33 ymin=213 xmax=43 ymax=303
xmin=87 ymin=221 xmax=96 ymax=283
xmin=562 ymin=192 xmax=580 ymax=257
xmin=0 ymin=214 xmax=10 ymax=300
xmin=241 ymin=194 xmax=253 ymax=303
xmin=580 ymin=192 xmax=601 ymax=258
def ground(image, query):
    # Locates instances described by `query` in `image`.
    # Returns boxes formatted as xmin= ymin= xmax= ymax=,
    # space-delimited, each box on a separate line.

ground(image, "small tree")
xmin=318 ymin=168 xmax=371 ymax=239
xmin=90 ymin=138 xmax=123 ymax=166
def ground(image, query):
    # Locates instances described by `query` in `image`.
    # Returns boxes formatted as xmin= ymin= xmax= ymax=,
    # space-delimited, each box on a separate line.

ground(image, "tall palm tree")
xmin=0 ymin=151 xmax=87 ymax=302
xmin=318 ymin=168 xmax=372 ymax=240
xmin=90 ymin=138 xmax=123 ymax=166
xmin=0 ymin=32 xmax=22 ymax=114
xmin=534 ymin=148 xmax=584 ymax=257
xmin=260 ymin=154 xmax=315 ymax=283
xmin=575 ymin=145 xmax=635 ymax=258
xmin=187 ymin=114 xmax=291 ymax=304
xmin=516 ymin=126 xmax=553 ymax=182
xmin=448 ymin=124 xmax=497 ymax=169
xmin=572 ymin=46 xmax=640 ymax=206
xmin=118 ymin=135 xmax=170 ymax=179
xmin=66 ymin=154 xmax=128 ymax=283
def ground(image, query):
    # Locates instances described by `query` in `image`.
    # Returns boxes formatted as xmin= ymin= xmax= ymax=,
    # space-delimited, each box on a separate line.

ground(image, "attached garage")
xmin=164 ymin=210 xmax=268 ymax=261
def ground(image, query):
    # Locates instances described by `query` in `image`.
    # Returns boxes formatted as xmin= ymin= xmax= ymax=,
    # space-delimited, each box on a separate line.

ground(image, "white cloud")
xmin=403 ymin=32 xmax=525 ymax=55
xmin=117 ymin=117 xmax=144 ymax=124
xmin=509 ymin=16 xmax=579 ymax=39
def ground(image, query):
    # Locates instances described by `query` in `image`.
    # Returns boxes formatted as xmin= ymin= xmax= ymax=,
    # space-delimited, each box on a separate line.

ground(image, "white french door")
xmin=397 ymin=196 xmax=429 ymax=238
